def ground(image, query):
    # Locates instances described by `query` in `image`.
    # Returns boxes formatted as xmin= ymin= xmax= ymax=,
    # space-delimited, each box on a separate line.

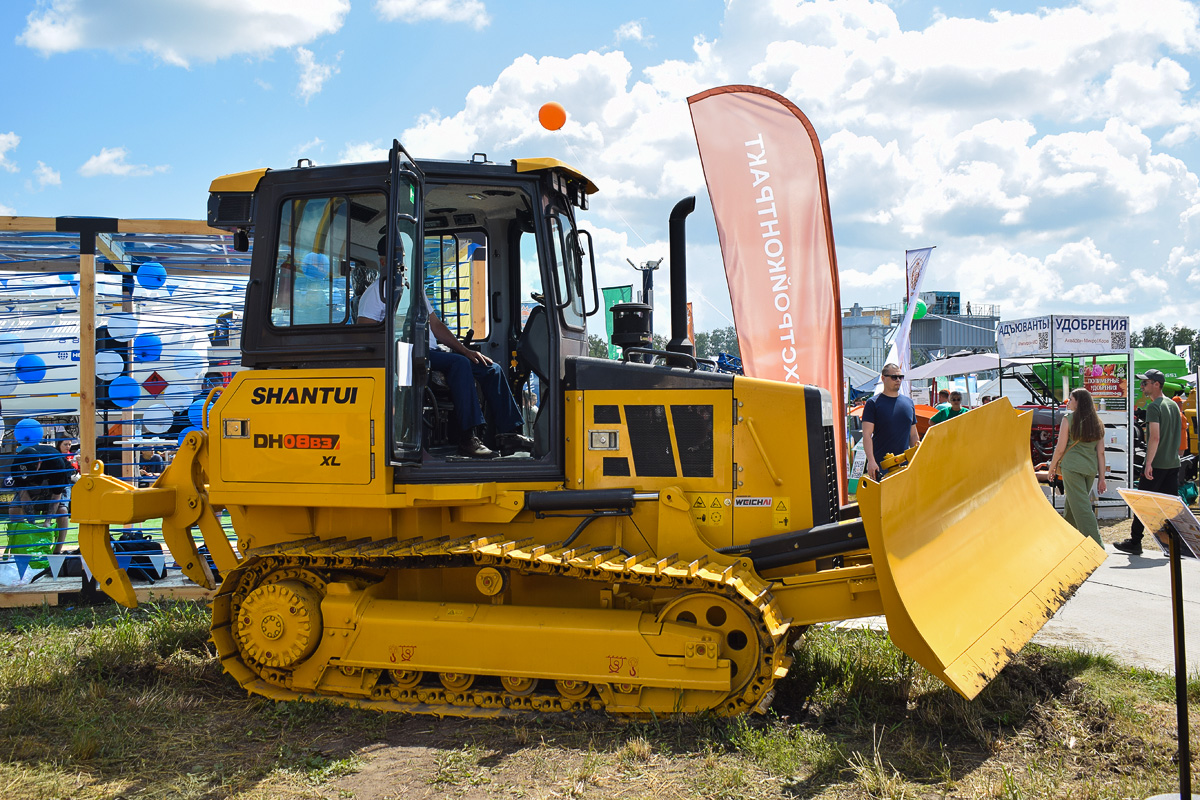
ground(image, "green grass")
xmin=0 ymin=604 xmax=1196 ymax=799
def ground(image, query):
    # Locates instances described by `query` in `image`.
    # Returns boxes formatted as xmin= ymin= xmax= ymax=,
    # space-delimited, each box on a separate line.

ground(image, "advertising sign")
xmin=690 ymin=84 xmax=846 ymax=501
xmin=996 ymin=316 xmax=1051 ymax=358
xmin=1052 ymin=315 xmax=1130 ymax=355
xmin=997 ymin=315 xmax=1129 ymax=357
xmin=1081 ymin=361 xmax=1129 ymax=399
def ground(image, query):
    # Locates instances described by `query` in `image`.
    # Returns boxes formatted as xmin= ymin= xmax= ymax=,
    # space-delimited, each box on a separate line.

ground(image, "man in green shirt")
xmin=1115 ymin=368 xmax=1181 ymax=555
xmin=929 ymin=391 xmax=967 ymax=426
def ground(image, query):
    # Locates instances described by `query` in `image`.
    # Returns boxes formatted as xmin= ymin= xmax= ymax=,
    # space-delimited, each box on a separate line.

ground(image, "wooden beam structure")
xmin=0 ymin=216 xmax=249 ymax=470
xmin=0 ymin=216 xmax=226 ymax=236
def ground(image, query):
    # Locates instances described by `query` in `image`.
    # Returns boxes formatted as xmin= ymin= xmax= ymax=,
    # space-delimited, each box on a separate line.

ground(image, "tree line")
xmin=587 ymin=326 xmax=742 ymax=360
xmin=1131 ymin=323 xmax=1199 ymax=371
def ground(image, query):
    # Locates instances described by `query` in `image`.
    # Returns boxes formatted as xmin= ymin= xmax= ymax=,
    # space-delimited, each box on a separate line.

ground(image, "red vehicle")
xmin=1019 ymin=404 xmax=1064 ymax=465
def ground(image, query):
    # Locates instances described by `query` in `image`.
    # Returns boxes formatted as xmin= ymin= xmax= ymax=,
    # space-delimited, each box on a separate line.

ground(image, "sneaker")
xmin=496 ymin=432 xmax=534 ymax=456
xmin=1113 ymin=537 xmax=1143 ymax=555
xmin=457 ymin=434 xmax=495 ymax=459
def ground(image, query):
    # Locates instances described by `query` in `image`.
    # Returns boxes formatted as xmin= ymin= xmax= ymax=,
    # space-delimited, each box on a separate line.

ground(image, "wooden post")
xmin=56 ymin=218 xmax=120 ymax=476
xmin=79 ymin=251 xmax=96 ymax=475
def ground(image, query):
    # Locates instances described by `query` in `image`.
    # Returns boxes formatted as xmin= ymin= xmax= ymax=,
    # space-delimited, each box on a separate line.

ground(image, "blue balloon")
xmin=133 ymin=333 xmax=163 ymax=362
xmin=109 ymin=375 xmax=141 ymax=408
xmin=178 ymin=426 xmax=201 ymax=446
xmin=187 ymin=398 xmax=205 ymax=428
xmin=136 ymin=261 xmax=167 ymax=290
xmin=15 ymin=353 xmax=46 ymax=383
xmin=14 ymin=418 xmax=43 ymax=447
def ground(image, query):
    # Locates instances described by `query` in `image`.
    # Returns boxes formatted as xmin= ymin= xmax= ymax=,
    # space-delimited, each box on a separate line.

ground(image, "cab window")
xmin=548 ymin=209 xmax=585 ymax=330
xmin=270 ymin=193 xmax=384 ymax=327
xmin=423 ymin=231 xmax=488 ymax=339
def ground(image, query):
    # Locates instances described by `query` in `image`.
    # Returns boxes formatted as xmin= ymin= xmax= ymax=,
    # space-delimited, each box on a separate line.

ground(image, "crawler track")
xmin=211 ymin=534 xmax=793 ymax=717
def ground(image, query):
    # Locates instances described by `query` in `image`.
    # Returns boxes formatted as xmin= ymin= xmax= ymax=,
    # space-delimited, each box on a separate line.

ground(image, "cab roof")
xmin=209 ymin=157 xmax=598 ymax=195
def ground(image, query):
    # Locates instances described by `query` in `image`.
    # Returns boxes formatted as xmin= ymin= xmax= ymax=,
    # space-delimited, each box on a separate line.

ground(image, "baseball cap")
xmin=1136 ymin=368 xmax=1166 ymax=385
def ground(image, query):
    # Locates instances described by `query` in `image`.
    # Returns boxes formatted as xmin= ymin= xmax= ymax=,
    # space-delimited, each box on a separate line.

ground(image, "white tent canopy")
xmin=906 ymin=352 xmax=1016 ymax=380
xmin=843 ymin=358 xmax=879 ymax=390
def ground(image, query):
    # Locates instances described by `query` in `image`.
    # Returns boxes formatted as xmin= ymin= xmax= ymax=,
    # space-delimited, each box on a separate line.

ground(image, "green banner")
xmin=603 ymin=285 xmax=633 ymax=359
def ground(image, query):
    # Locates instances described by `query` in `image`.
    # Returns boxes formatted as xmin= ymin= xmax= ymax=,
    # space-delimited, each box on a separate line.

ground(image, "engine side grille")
xmin=593 ymin=405 xmax=621 ymax=424
xmin=623 ymin=405 xmax=676 ymax=477
xmin=671 ymin=404 xmax=714 ymax=477
xmin=603 ymin=457 xmax=631 ymax=477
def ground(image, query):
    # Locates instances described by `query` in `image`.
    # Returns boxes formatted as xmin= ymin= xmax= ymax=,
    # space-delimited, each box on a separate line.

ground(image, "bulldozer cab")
xmin=212 ymin=142 xmax=599 ymax=484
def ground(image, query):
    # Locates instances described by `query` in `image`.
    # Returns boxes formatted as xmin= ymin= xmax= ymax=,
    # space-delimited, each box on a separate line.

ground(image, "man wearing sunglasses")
xmin=862 ymin=364 xmax=920 ymax=481
xmin=1114 ymin=369 xmax=1181 ymax=555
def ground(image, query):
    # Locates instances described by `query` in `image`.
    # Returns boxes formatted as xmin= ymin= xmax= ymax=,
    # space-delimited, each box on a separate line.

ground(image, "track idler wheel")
xmin=236 ymin=579 xmax=324 ymax=669
xmin=657 ymin=593 xmax=762 ymax=697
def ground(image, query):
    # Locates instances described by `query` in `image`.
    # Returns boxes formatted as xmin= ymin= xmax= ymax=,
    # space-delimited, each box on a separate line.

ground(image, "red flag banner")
xmin=688 ymin=85 xmax=846 ymax=499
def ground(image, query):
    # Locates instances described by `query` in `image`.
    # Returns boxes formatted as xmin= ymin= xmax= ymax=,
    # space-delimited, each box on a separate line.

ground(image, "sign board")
xmin=997 ymin=315 xmax=1130 ymax=358
xmin=1118 ymin=488 xmax=1200 ymax=558
xmin=1081 ymin=361 xmax=1129 ymax=399
xmin=996 ymin=316 xmax=1051 ymax=358
xmin=1052 ymin=315 xmax=1130 ymax=355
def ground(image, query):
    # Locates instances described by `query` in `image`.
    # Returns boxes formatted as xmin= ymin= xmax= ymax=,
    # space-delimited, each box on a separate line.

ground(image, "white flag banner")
xmin=881 ymin=247 xmax=934 ymax=396
xmin=1176 ymin=344 xmax=1191 ymax=365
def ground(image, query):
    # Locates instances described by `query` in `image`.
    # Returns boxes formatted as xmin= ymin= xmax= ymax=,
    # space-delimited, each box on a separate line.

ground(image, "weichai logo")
xmin=253 ymin=434 xmax=341 ymax=450
xmin=250 ymin=386 xmax=358 ymax=405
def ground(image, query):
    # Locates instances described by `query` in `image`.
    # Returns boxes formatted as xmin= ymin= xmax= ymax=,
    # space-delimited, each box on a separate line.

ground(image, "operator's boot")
xmin=496 ymin=431 xmax=534 ymax=456
xmin=457 ymin=429 xmax=495 ymax=459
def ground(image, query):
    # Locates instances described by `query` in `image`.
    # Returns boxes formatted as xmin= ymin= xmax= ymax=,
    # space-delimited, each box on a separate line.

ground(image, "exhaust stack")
xmin=666 ymin=196 xmax=696 ymax=357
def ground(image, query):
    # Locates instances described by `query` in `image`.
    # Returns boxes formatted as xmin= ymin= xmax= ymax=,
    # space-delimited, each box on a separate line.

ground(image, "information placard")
xmin=1118 ymin=488 xmax=1200 ymax=558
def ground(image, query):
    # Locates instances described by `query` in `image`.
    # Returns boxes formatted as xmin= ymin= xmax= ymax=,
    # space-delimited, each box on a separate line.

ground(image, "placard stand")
xmin=1120 ymin=488 xmax=1200 ymax=799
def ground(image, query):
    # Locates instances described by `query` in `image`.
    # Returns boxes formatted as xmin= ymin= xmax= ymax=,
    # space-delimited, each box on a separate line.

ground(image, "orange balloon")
xmin=539 ymin=102 xmax=567 ymax=131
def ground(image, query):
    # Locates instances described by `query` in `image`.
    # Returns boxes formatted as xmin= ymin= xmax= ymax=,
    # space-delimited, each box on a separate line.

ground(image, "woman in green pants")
xmin=1048 ymin=388 xmax=1107 ymax=547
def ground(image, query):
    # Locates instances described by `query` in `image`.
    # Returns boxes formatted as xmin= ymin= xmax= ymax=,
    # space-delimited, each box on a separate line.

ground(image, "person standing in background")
xmin=1115 ymin=369 xmax=1181 ymax=555
xmin=862 ymin=364 xmax=919 ymax=481
xmin=1048 ymin=388 xmax=1107 ymax=547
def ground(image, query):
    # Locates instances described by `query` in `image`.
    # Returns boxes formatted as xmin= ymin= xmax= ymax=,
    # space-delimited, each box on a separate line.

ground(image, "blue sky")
xmin=3 ymin=0 xmax=1200 ymax=336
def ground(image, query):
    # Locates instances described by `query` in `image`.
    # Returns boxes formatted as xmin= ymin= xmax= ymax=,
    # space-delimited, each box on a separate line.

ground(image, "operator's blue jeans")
xmin=429 ymin=348 xmax=523 ymax=434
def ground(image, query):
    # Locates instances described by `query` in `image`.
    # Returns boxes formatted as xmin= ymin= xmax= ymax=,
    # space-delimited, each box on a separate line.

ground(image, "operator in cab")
xmin=357 ymin=237 xmax=532 ymax=459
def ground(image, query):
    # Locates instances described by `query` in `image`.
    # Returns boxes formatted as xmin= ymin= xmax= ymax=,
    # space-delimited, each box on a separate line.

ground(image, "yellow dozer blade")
xmin=856 ymin=398 xmax=1105 ymax=699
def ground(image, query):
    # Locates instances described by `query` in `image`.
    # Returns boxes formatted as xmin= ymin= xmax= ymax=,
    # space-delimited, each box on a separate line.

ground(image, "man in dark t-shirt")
xmin=1115 ymin=368 xmax=1182 ymax=555
xmin=862 ymin=363 xmax=920 ymax=480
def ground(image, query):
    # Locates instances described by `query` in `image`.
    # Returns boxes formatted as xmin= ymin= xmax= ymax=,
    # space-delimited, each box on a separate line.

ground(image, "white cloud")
xmin=19 ymin=0 xmax=349 ymax=67
xmin=0 ymin=202 xmax=15 ymax=215
xmin=339 ymin=141 xmax=389 ymax=163
xmin=34 ymin=161 xmax=61 ymax=187
xmin=0 ymin=132 xmax=19 ymax=173
xmin=615 ymin=20 xmax=652 ymax=46
xmin=839 ymin=260 xmax=905 ymax=290
xmin=335 ymin=0 xmax=1200 ymax=332
xmin=296 ymin=47 xmax=340 ymax=103
xmin=79 ymin=147 xmax=167 ymax=177
xmin=375 ymin=0 xmax=489 ymax=30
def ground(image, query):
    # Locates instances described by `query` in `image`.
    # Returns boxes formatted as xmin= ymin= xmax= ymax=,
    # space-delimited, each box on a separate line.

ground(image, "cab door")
xmin=385 ymin=141 xmax=426 ymax=463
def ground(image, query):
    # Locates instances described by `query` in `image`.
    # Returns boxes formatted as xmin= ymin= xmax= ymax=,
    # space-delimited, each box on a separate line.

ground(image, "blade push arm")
xmin=72 ymin=431 xmax=228 ymax=607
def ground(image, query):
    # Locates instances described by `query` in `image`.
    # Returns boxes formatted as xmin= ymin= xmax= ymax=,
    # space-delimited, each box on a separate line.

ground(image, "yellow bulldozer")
xmin=74 ymin=142 xmax=1104 ymax=717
